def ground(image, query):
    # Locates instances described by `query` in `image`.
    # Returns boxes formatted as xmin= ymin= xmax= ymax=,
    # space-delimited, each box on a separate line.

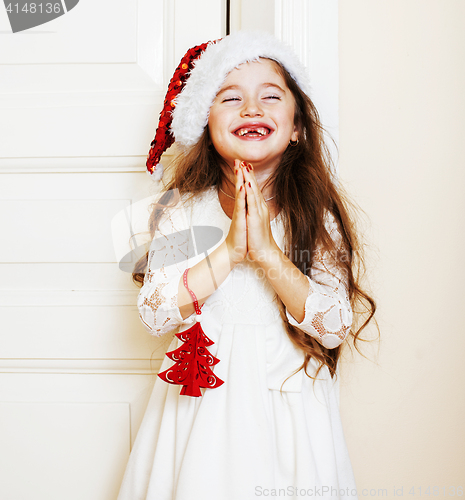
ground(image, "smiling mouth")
xmin=234 ymin=127 xmax=271 ymax=137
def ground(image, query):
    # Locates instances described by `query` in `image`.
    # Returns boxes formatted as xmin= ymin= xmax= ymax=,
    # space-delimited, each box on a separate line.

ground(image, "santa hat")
xmin=146 ymin=31 xmax=311 ymax=178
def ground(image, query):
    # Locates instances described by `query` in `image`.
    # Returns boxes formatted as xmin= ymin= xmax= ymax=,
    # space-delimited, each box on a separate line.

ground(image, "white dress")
xmin=117 ymin=186 xmax=358 ymax=500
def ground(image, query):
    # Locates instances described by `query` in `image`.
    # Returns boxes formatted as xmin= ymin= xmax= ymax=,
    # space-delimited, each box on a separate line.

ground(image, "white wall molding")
xmin=276 ymin=0 xmax=339 ymax=166
xmin=0 ymin=88 xmax=164 ymax=110
xmin=0 ymin=156 xmax=147 ymax=173
xmin=0 ymin=153 xmax=177 ymax=173
xmin=163 ymin=0 xmax=176 ymax=88
xmin=0 ymin=289 xmax=139 ymax=307
xmin=274 ymin=0 xmax=310 ymax=65
xmin=0 ymin=358 xmax=162 ymax=375
xmin=0 ymin=157 xmax=144 ymax=173
xmin=138 ymin=0 xmax=167 ymax=86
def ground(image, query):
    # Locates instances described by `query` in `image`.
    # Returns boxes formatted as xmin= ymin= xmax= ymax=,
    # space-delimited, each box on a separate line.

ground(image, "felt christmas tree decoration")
xmin=157 ymin=268 xmax=224 ymax=397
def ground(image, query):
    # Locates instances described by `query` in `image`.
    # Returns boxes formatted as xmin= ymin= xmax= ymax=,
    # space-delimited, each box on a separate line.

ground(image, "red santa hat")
xmin=146 ymin=31 xmax=311 ymax=179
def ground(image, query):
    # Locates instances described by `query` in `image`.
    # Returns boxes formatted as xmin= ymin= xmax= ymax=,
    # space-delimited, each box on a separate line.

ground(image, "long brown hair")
xmin=133 ymin=59 xmax=376 ymax=378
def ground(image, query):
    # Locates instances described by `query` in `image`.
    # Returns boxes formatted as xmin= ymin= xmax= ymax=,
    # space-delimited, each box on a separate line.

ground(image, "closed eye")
xmin=222 ymin=97 xmax=241 ymax=102
xmin=264 ymin=95 xmax=281 ymax=100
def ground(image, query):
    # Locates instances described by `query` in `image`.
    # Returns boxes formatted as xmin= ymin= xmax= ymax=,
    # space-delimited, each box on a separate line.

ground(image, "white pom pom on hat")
xmin=146 ymin=31 xmax=311 ymax=175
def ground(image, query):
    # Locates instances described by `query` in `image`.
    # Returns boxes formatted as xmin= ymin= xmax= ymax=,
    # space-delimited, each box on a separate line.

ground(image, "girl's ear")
xmin=291 ymin=126 xmax=299 ymax=142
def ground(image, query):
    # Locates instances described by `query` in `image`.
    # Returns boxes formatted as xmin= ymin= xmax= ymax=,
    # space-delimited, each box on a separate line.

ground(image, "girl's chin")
xmin=230 ymin=156 xmax=281 ymax=168
xmin=217 ymin=149 xmax=285 ymax=169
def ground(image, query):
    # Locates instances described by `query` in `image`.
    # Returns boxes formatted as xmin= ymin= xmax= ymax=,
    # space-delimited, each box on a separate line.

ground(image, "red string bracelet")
xmin=183 ymin=267 xmax=203 ymax=316
xmin=157 ymin=268 xmax=224 ymax=397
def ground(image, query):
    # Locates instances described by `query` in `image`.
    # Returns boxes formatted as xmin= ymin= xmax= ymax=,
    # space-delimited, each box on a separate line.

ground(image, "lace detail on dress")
xmin=140 ymin=281 xmax=169 ymax=330
xmin=137 ymin=203 xmax=197 ymax=337
xmin=285 ymin=212 xmax=353 ymax=349
xmin=138 ymin=189 xmax=352 ymax=347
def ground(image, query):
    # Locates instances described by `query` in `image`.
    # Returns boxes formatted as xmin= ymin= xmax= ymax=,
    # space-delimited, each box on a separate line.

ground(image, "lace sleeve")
xmin=285 ymin=212 xmax=353 ymax=349
xmin=137 ymin=203 xmax=201 ymax=337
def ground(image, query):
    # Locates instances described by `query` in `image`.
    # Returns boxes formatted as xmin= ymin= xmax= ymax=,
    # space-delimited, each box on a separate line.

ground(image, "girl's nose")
xmin=240 ymin=98 xmax=263 ymax=117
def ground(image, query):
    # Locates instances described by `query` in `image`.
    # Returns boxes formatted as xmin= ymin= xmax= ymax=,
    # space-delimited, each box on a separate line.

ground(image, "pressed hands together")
xmin=178 ymin=159 xmax=310 ymax=324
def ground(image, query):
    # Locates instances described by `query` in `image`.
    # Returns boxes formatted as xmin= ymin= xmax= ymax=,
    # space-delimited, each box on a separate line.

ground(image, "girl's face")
xmin=208 ymin=59 xmax=298 ymax=171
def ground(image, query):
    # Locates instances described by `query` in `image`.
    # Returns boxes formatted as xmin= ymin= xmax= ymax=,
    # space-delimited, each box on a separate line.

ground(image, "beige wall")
xmin=339 ymin=0 xmax=465 ymax=496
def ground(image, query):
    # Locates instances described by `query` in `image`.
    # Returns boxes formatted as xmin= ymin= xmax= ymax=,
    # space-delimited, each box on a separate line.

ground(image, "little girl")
xmin=118 ymin=31 xmax=375 ymax=500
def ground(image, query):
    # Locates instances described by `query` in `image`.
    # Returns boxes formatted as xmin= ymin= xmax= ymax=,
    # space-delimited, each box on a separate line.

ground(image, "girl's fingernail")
xmin=235 ymin=169 xmax=238 ymax=175
xmin=248 ymin=181 xmax=251 ymax=187
xmin=248 ymin=163 xmax=253 ymax=169
xmin=240 ymin=185 xmax=243 ymax=191
xmin=240 ymin=161 xmax=247 ymax=167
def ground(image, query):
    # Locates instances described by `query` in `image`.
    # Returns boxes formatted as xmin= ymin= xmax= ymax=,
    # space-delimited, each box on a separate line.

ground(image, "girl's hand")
xmin=225 ymin=159 xmax=248 ymax=266
xmin=242 ymin=162 xmax=278 ymax=263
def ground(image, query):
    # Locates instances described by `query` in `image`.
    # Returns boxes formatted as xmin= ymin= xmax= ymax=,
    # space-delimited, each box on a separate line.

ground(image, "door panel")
xmin=0 ymin=402 xmax=130 ymax=500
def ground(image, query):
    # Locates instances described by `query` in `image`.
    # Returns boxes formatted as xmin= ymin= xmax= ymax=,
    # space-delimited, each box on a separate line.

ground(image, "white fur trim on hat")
xmin=171 ymin=31 xmax=311 ymax=147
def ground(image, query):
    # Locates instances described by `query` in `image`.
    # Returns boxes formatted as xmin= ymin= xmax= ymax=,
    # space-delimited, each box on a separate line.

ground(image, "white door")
xmin=0 ymin=1 xmax=225 ymax=498
xmin=0 ymin=0 xmax=337 ymax=498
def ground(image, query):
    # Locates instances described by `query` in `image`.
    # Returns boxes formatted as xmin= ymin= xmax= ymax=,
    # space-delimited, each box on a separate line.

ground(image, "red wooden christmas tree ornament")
xmin=157 ymin=268 xmax=224 ymax=397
